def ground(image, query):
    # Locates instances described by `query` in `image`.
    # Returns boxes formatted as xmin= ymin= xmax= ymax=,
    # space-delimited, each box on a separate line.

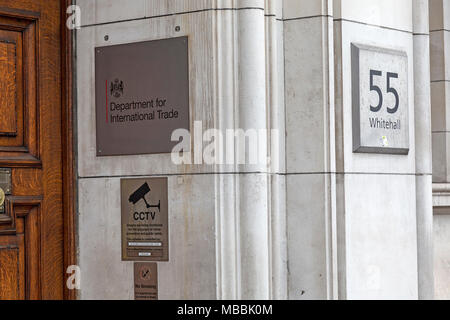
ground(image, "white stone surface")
xmin=431 ymin=82 xmax=449 ymax=133
xmin=265 ymin=0 xmax=283 ymax=17
xmin=266 ymin=13 xmax=288 ymax=299
xmin=270 ymin=174 xmax=287 ymax=299
xmin=433 ymin=184 xmax=450 ymax=207
xmin=335 ymin=20 xmax=416 ymax=174
xmin=77 ymin=12 xmax=214 ymax=177
xmin=430 ymin=30 xmax=450 ymax=82
xmin=343 ymin=174 xmax=418 ymax=299
xmin=287 ymin=174 xmax=330 ymax=300
xmin=237 ymin=174 xmax=270 ymax=299
xmin=78 ymin=178 xmax=134 ymax=299
xmin=76 ymin=0 xmax=147 ymax=26
xmin=76 ymin=2 xmax=277 ymax=300
xmin=76 ymin=9 xmax=275 ymax=178
xmin=432 ymin=132 xmax=450 ymax=182
xmin=78 ymin=175 xmax=217 ymax=300
xmin=283 ymin=0 xmax=331 ymax=19
xmin=429 ymin=0 xmax=450 ymax=31
xmin=285 ymin=17 xmax=335 ymax=174
xmin=334 ymin=16 xmax=419 ymax=299
xmin=434 ymin=213 xmax=450 ymax=299
xmin=284 ymin=7 xmax=337 ymax=300
xmin=74 ymin=0 xmax=434 ymax=301
xmin=413 ymin=32 xmax=433 ymax=175
xmin=429 ymin=0 xmax=450 ymax=182
xmin=76 ymin=0 xmax=268 ymax=26
xmin=334 ymin=0 xmax=413 ymax=32
xmin=413 ymin=0 xmax=434 ymax=299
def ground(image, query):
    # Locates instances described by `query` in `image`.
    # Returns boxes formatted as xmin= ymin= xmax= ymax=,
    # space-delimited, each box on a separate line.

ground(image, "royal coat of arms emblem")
xmin=110 ymin=78 xmax=124 ymax=98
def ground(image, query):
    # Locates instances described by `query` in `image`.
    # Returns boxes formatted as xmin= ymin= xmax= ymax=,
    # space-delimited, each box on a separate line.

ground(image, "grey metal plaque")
xmin=95 ymin=37 xmax=189 ymax=156
xmin=134 ymin=262 xmax=158 ymax=300
xmin=121 ymin=177 xmax=168 ymax=261
xmin=351 ymin=43 xmax=409 ymax=154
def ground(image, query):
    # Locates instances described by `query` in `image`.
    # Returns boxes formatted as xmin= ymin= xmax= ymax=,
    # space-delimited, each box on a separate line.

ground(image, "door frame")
xmin=61 ymin=0 xmax=76 ymax=300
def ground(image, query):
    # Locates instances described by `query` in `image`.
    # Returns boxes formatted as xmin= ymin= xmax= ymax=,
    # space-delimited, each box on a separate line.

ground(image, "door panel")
xmin=0 ymin=12 xmax=37 ymax=161
xmin=0 ymin=31 xmax=20 ymax=136
xmin=0 ymin=247 xmax=20 ymax=299
xmin=0 ymin=0 xmax=64 ymax=300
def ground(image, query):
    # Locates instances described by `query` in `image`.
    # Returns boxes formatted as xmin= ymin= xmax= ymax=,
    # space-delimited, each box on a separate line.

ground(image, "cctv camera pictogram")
xmin=128 ymin=182 xmax=161 ymax=212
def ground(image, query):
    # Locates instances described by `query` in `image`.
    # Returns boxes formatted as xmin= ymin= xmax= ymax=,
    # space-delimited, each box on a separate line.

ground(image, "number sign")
xmin=351 ymin=43 xmax=409 ymax=154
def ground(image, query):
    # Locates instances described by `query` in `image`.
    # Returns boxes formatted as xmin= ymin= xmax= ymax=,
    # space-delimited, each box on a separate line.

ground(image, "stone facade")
xmin=74 ymin=0 xmax=448 ymax=300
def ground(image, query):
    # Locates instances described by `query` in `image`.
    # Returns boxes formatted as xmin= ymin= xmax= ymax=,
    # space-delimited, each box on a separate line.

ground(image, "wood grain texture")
xmin=0 ymin=28 xmax=23 ymax=146
xmin=0 ymin=197 xmax=42 ymax=299
xmin=0 ymin=0 xmax=68 ymax=300
xmin=61 ymin=0 xmax=77 ymax=300
xmin=0 ymin=14 xmax=37 ymax=164
xmin=0 ymin=39 xmax=17 ymax=135
xmin=11 ymin=168 xmax=43 ymax=196
xmin=0 ymin=248 xmax=19 ymax=299
xmin=38 ymin=0 xmax=63 ymax=300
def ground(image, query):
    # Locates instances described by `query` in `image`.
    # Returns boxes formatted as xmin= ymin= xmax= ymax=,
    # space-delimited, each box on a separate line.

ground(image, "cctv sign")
xmin=121 ymin=177 xmax=168 ymax=261
xmin=351 ymin=43 xmax=409 ymax=154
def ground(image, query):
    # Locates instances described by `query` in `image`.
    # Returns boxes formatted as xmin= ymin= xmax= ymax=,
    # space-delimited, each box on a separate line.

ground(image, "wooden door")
xmin=0 ymin=0 xmax=68 ymax=299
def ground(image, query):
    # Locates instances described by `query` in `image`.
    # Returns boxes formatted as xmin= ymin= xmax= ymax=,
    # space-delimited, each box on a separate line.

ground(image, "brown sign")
xmin=95 ymin=37 xmax=189 ymax=156
xmin=134 ymin=262 xmax=158 ymax=300
xmin=121 ymin=178 xmax=168 ymax=261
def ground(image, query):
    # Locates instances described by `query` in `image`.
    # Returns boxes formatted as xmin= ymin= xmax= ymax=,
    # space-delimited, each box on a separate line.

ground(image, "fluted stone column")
xmin=413 ymin=0 xmax=434 ymax=300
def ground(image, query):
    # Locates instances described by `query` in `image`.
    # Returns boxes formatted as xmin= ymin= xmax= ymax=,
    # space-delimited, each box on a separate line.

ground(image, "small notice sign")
xmin=121 ymin=177 xmax=168 ymax=261
xmin=134 ymin=262 xmax=158 ymax=300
